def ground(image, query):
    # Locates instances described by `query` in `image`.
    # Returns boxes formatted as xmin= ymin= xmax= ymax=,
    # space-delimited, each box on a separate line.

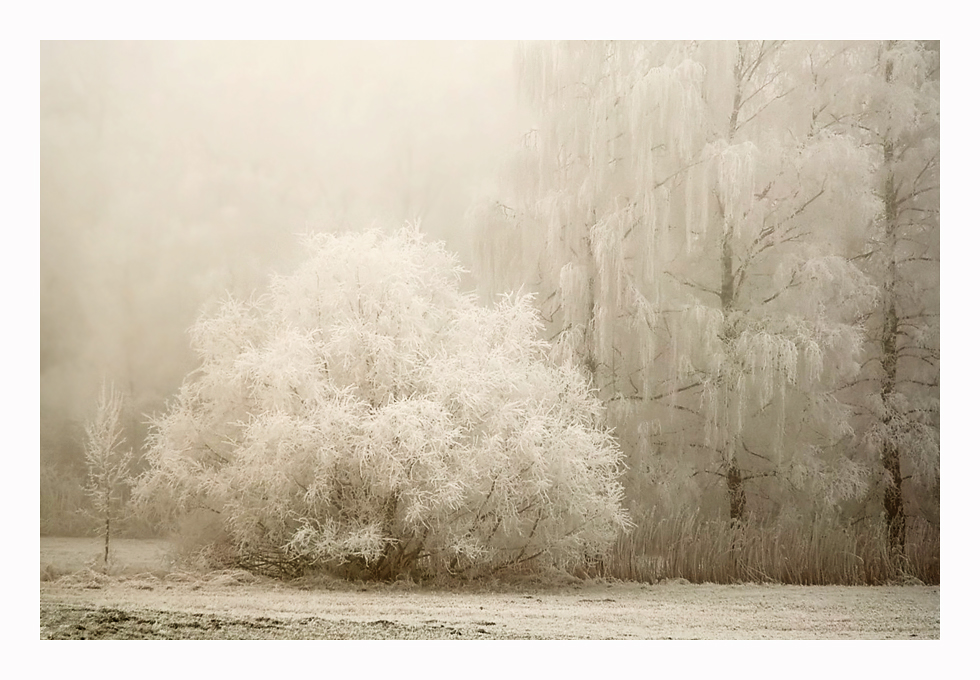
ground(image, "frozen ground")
xmin=40 ymin=537 xmax=939 ymax=640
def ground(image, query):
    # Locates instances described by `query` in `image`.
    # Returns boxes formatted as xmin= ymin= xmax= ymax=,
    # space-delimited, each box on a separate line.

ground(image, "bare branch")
xmin=665 ymin=270 xmax=720 ymax=298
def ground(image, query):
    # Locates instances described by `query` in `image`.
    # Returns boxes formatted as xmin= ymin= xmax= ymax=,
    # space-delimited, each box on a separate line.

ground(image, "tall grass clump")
xmin=606 ymin=510 xmax=938 ymax=585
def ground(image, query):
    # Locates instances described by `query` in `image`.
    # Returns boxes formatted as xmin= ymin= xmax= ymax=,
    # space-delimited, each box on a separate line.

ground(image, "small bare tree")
xmin=83 ymin=380 xmax=133 ymax=570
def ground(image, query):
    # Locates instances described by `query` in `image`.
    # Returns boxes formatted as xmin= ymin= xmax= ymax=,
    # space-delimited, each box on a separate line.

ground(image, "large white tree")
xmin=137 ymin=225 xmax=629 ymax=579
xmin=473 ymin=41 xmax=881 ymax=521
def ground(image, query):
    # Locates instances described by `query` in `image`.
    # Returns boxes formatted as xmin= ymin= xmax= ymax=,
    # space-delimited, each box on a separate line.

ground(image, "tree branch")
xmin=665 ymin=270 xmax=720 ymax=298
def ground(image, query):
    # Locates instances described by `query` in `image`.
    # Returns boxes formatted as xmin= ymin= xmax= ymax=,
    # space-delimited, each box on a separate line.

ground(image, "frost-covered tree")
xmin=136 ymin=224 xmax=629 ymax=579
xmin=831 ymin=41 xmax=940 ymax=558
xmin=473 ymin=41 xmax=880 ymax=521
xmin=83 ymin=380 xmax=134 ymax=569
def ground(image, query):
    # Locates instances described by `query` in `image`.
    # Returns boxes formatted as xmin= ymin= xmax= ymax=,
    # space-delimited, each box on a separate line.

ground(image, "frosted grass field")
xmin=40 ymin=537 xmax=939 ymax=640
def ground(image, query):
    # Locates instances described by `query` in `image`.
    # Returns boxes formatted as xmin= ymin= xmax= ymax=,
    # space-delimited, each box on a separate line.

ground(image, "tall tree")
xmin=834 ymin=42 xmax=940 ymax=558
xmin=473 ymin=41 xmax=880 ymax=521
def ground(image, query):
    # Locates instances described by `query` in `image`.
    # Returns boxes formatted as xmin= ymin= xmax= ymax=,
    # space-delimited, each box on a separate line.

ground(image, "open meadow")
xmin=40 ymin=537 xmax=939 ymax=640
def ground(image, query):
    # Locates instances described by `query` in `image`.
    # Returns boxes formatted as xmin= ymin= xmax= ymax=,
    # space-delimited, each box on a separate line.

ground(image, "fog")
xmin=41 ymin=41 xmax=523 ymax=461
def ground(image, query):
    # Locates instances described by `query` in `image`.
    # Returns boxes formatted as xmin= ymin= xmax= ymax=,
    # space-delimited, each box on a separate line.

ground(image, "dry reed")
xmin=604 ymin=511 xmax=939 ymax=585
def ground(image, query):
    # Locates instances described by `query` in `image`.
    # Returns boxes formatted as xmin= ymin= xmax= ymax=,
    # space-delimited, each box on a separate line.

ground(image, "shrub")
xmin=136 ymin=225 xmax=631 ymax=580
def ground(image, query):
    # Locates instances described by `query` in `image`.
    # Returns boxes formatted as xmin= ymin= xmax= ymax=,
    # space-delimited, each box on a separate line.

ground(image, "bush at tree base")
xmin=136 ymin=225 xmax=631 ymax=580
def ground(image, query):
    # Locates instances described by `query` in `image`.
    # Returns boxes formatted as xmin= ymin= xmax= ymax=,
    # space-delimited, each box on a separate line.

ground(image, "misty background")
xmin=41 ymin=41 xmax=524 ymax=477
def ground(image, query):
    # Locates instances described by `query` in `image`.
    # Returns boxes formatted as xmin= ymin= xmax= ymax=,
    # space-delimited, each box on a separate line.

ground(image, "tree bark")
xmin=726 ymin=460 xmax=746 ymax=524
xmin=583 ymin=214 xmax=600 ymax=388
xmin=103 ymin=517 xmax=111 ymax=570
xmin=375 ymin=491 xmax=400 ymax=579
xmin=880 ymin=161 xmax=907 ymax=558
xmin=880 ymin=44 xmax=907 ymax=560
xmin=721 ymin=233 xmax=746 ymax=524
xmin=718 ymin=45 xmax=747 ymax=524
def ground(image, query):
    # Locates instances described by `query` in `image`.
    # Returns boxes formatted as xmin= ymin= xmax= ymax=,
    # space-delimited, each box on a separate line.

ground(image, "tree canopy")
xmin=471 ymin=41 xmax=938 ymax=539
xmin=137 ymin=224 xmax=630 ymax=579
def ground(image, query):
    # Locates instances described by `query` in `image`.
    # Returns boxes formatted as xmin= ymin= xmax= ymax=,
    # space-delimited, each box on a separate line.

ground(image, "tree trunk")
xmin=880 ymin=174 xmax=907 ymax=559
xmin=720 ymin=233 xmax=745 ymax=524
xmin=882 ymin=438 xmax=906 ymax=557
xmin=103 ymin=517 xmax=111 ymax=570
xmin=583 ymin=214 xmax=600 ymax=389
xmin=726 ymin=459 xmax=746 ymax=524
xmin=720 ymin=43 xmax=747 ymax=525
xmin=375 ymin=492 xmax=401 ymax=579
xmin=880 ymin=44 xmax=907 ymax=560
xmin=719 ymin=207 xmax=747 ymax=524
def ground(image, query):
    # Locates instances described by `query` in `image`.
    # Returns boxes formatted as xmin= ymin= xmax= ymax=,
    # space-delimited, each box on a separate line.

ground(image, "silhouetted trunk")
xmin=727 ymin=460 xmax=746 ymax=523
xmin=882 ymin=438 xmax=906 ymax=556
xmin=374 ymin=492 xmax=401 ymax=579
xmin=103 ymin=517 xmax=111 ymax=570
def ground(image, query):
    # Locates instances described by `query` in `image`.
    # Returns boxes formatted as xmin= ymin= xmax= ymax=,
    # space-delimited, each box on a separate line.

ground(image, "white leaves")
xmin=710 ymin=140 xmax=759 ymax=234
xmin=83 ymin=380 xmax=134 ymax=519
xmin=475 ymin=41 xmax=935 ymax=524
xmin=683 ymin=162 xmax=708 ymax=253
xmin=785 ymin=452 xmax=869 ymax=505
xmin=237 ymin=327 xmax=320 ymax=413
xmin=863 ymin=391 xmax=940 ymax=486
xmin=140 ymin=225 xmax=630 ymax=576
xmin=361 ymin=397 xmax=459 ymax=500
xmin=338 ymin=523 xmax=392 ymax=563
xmin=189 ymin=294 xmax=265 ymax=368
xmin=797 ymin=131 xmax=880 ymax=226
xmin=735 ymin=327 xmax=800 ymax=403
xmin=628 ymin=58 xmax=706 ymax=162
xmin=487 ymin=292 xmax=549 ymax=362
xmin=558 ymin=262 xmax=589 ymax=329
xmin=875 ymin=43 xmax=932 ymax=139
xmin=589 ymin=214 xmax=622 ymax=304
xmin=797 ymin=255 xmax=879 ymax=320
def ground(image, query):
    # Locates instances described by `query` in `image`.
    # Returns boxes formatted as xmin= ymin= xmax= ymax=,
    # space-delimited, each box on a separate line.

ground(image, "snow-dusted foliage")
xmin=136 ymin=224 xmax=630 ymax=579
xmin=83 ymin=380 xmax=134 ymax=568
xmin=472 ymin=41 xmax=889 ymax=521
xmin=827 ymin=41 xmax=940 ymax=554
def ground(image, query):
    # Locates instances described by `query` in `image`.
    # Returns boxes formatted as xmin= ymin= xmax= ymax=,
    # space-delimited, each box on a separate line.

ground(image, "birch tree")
xmin=473 ymin=41 xmax=880 ymax=521
xmin=137 ymin=224 xmax=629 ymax=579
xmin=83 ymin=380 xmax=134 ymax=569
